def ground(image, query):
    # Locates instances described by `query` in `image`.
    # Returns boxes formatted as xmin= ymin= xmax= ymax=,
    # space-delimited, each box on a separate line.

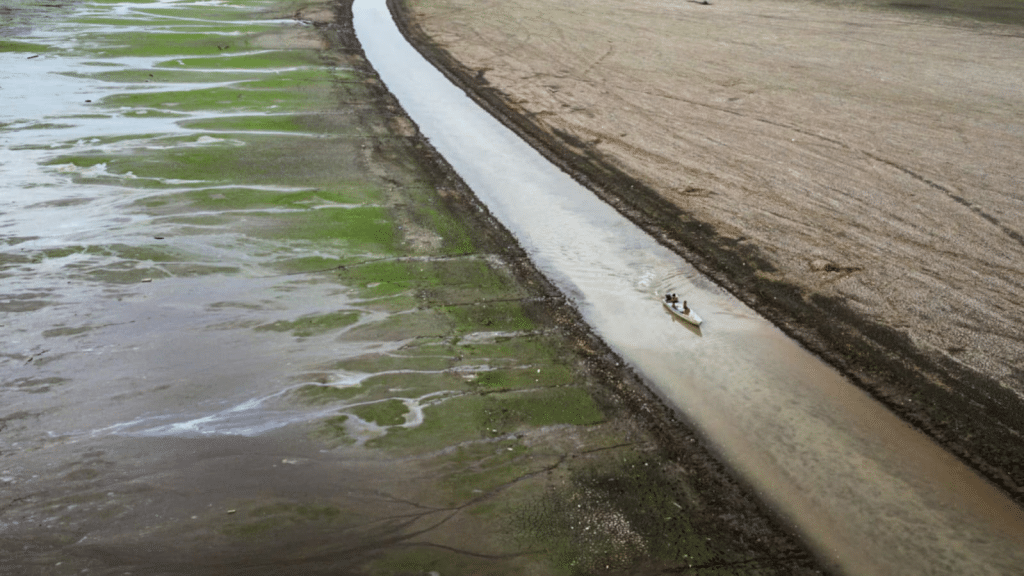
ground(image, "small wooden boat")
xmin=663 ymin=296 xmax=702 ymax=326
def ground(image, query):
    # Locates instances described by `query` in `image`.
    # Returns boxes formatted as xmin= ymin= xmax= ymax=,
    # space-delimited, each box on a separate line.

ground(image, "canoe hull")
xmin=664 ymin=301 xmax=703 ymax=326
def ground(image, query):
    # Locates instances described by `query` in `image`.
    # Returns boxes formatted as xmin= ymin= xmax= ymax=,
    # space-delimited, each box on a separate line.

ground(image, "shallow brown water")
xmin=354 ymin=0 xmax=1024 ymax=573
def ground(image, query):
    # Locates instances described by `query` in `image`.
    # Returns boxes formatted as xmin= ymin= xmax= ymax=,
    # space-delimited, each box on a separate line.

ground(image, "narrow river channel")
xmin=352 ymin=0 xmax=1024 ymax=574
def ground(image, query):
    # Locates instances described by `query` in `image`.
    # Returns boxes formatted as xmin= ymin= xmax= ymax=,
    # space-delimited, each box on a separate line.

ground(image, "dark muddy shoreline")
xmin=384 ymin=0 xmax=1024 ymax=508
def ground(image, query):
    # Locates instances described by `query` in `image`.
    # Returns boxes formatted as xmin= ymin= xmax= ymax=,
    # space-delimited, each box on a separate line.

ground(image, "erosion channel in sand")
xmin=353 ymin=0 xmax=1024 ymax=574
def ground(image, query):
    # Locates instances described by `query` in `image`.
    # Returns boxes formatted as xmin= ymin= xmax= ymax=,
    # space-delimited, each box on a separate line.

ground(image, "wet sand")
xmin=393 ymin=0 xmax=1024 ymax=501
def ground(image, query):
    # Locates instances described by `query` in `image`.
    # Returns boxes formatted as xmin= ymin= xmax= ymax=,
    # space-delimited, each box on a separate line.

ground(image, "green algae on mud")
xmin=292 ymin=383 xmax=364 ymax=404
xmin=0 ymin=39 xmax=51 ymax=52
xmin=156 ymin=49 xmax=324 ymax=69
xmin=179 ymin=113 xmax=363 ymax=133
xmin=255 ymin=310 xmax=361 ymax=337
xmin=350 ymin=398 xmax=409 ymax=426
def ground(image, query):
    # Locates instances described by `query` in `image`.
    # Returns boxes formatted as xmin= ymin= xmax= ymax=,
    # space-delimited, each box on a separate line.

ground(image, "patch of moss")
xmin=443 ymin=300 xmax=535 ymax=334
xmin=179 ymin=114 xmax=324 ymax=133
xmin=368 ymin=394 xmax=485 ymax=453
xmin=70 ymin=135 xmax=365 ymax=189
xmin=460 ymin=337 xmax=563 ymax=367
xmin=98 ymin=84 xmax=320 ymax=113
xmin=253 ymin=207 xmax=397 ymax=254
xmin=332 ymin=352 xmax=454 ymax=374
xmin=407 ymin=203 xmax=476 ymax=256
xmin=336 ymin=257 xmax=521 ymax=304
xmin=371 ymin=387 xmax=603 ymax=453
xmin=0 ymin=40 xmax=50 ymax=53
xmin=256 ymin=310 xmax=360 ymax=337
xmin=356 ymin=372 xmax=469 ymax=401
xmin=235 ymin=68 xmax=338 ymax=90
xmin=339 ymin=309 xmax=451 ymax=342
xmin=134 ymin=186 xmax=380 ymax=214
xmin=159 ymin=214 xmax=231 ymax=228
xmin=43 ymin=154 xmax=112 ymax=169
xmin=312 ymin=414 xmax=356 ymax=445
xmin=85 ymin=265 xmax=170 ymax=284
xmin=336 ymin=259 xmax=435 ymax=299
xmin=179 ymin=113 xmax=367 ymax=138
xmin=134 ymin=6 xmax=258 ymax=22
xmin=350 ymin=398 xmax=409 ymax=427
xmin=82 ymin=30 xmax=263 ymax=58
xmin=42 ymin=244 xmax=213 ymax=277
xmin=292 ymin=384 xmax=362 ymax=405
xmin=38 ymin=246 xmax=87 ymax=260
xmin=9 ymin=122 xmax=76 ymax=132
xmin=66 ymin=68 xmax=261 ymax=84
xmin=423 ymin=258 xmax=521 ymax=302
xmin=485 ymin=387 xmax=605 ymax=431
xmin=155 ymin=50 xmax=322 ymax=70
xmin=270 ymin=255 xmax=349 ymax=274
xmin=473 ymin=365 xmax=572 ymax=391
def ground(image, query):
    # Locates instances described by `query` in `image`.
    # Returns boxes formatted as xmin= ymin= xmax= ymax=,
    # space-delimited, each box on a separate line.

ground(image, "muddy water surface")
xmin=354 ymin=0 xmax=1024 ymax=573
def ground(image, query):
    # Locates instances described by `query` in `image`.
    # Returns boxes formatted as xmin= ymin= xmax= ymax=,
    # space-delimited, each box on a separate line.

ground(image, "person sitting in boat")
xmin=682 ymin=300 xmax=690 ymax=314
xmin=666 ymin=293 xmax=679 ymax=304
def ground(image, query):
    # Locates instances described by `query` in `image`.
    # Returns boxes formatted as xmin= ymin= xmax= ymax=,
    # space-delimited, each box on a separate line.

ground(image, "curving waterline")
xmin=351 ymin=0 xmax=1024 ymax=573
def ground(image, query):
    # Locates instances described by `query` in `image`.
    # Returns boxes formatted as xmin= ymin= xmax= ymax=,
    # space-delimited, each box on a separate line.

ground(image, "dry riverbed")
xmin=393 ymin=0 xmax=1024 ymax=503
xmin=1 ymin=0 xmax=824 ymax=573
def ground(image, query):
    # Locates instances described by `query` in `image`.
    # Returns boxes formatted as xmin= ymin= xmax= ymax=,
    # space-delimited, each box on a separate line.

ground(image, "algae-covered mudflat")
xmin=0 ymin=0 xmax=820 ymax=573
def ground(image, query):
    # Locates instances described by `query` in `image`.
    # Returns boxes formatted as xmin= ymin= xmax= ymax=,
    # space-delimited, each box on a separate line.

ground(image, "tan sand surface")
xmin=395 ymin=0 xmax=1024 ymax=497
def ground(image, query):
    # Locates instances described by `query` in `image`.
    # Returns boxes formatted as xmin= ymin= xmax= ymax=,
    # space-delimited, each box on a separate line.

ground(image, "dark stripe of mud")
xmin=383 ymin=0 xmax=1024 ymax=508
xmin=331 ymin=0 xmax=828 ymax=572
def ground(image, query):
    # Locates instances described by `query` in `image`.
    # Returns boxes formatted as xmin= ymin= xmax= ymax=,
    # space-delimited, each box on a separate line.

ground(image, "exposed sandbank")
xmin=391 ymin=0 xmax=1024 ymax=501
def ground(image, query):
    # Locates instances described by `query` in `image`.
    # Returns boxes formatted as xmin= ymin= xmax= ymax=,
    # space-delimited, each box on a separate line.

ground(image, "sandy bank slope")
xmin=392 ymin=0 xmax=1024 ymax=500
